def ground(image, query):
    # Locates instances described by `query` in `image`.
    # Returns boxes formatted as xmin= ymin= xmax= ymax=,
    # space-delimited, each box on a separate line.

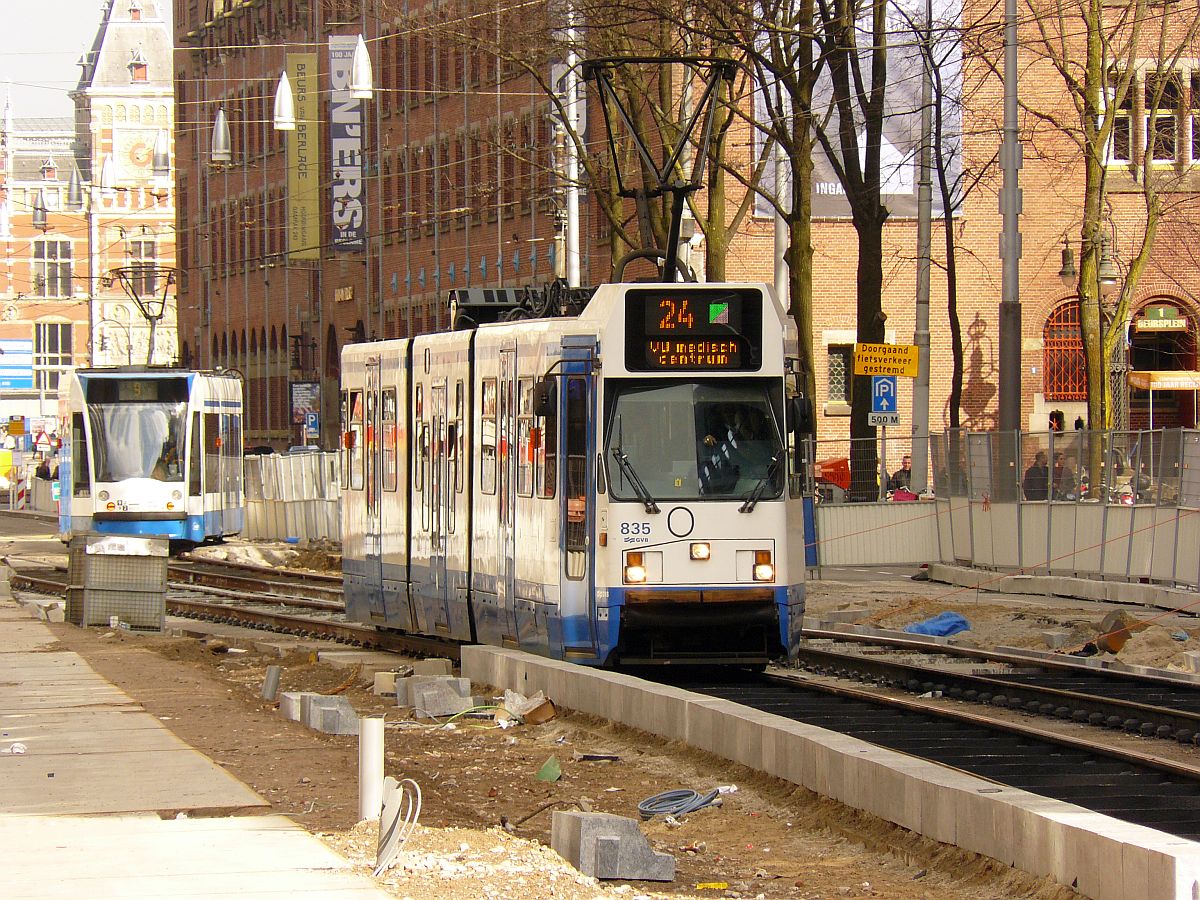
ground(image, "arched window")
xmin=1044 ymin=301 xmax=1086 ymax=401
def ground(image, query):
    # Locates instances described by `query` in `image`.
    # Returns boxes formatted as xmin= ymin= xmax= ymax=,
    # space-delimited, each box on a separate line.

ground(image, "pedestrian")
xmin=1022 ymin=450 xmax=1049 ymax=501
xmin=888 ymin=454 xmax=913 ymax=493
xmin=1052 ymin=451 xmax=1077 ymax=500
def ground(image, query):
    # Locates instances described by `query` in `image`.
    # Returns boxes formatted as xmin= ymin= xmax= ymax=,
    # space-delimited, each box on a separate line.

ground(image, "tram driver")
xmin=700 ymin=405 xmax=775 ymax=494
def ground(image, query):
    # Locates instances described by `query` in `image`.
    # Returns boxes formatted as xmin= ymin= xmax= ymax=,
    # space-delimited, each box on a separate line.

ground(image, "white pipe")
xmin=358 ymin=714 xmax=385 ymax=821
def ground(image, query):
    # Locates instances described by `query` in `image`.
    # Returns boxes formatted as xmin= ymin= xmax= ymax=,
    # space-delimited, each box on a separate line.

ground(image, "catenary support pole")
xmin=911 ymin=0 xmax=932 ymax=494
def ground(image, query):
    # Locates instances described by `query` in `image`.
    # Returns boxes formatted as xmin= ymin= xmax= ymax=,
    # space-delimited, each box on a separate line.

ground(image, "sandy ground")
xmin=32 ymin=616 xmax=1076 ymax=900
xmin=805 ymin=567 xmax=1200 ymax=670
xmin=0 ymin=518 xmax=1114 ymax=899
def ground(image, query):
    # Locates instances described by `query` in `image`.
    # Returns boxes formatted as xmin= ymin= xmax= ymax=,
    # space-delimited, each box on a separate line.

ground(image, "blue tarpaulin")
xmin=903 ymin=611 xmax=971 ymax=637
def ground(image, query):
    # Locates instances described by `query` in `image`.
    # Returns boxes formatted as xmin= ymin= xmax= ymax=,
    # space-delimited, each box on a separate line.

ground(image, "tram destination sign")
xmin=853 ymin=342 xmax=919 ymax=378
xmin=624 ymin=287 xmax=764 ymax=372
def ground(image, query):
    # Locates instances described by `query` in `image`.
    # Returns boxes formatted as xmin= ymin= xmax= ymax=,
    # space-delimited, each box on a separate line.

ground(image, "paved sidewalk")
xmin=0 ymin=583 xmax=389 ymax=898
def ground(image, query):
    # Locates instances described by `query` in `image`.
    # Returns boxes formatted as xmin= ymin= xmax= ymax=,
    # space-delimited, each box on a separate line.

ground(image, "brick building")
xmin=0 ymin=0 xmax=177 ymax=442
xmin=172 ymin=0 xmax=1200 ymax=449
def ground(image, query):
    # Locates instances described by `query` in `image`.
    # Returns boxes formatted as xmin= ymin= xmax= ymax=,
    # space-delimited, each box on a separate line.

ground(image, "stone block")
xmin=395 ymin=675 xmax=470 ymax=706
xmin=412 ymin=658 xmax=454 ymax=676
xmin=317 ymin=698 xmax=361 ymax=735
xmin=1040 ymin=630 xmax=1070 ymax=649
xmin=816 ymin=606 xmax=869 ymax=625
xmin=301 ymin=695 xmax=360 ymax=734
xmin=374 ymin=671 xmax=398 ymax=696
xmin=550 ymin=811 xmax=674 ymax=882
xmin=409 ymin=680 xmax=476 ymax=718
xmin=279 ymin=691 xmax=319 ymax=722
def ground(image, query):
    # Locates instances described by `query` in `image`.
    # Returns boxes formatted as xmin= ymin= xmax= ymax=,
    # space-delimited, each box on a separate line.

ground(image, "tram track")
xmin=4 ymin=558 xmax=457 ymax=662
xmin=666 ymin=667 xmax=1200 ymax=840
xmin=798 ymin=626 xmax=1200 ymax=745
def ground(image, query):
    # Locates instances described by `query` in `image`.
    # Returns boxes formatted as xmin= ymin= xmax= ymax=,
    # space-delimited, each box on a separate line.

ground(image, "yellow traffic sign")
xmin=853 ymin=342 xmax=919 ymax=378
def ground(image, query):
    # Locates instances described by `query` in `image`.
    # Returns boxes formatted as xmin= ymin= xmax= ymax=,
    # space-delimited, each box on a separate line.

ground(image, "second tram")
xmin=58 ymin=367 xmax=245 ymax=544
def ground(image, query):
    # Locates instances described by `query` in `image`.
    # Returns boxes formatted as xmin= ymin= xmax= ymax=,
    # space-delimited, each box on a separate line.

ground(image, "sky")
xmin=0 ymin=1 xmax=171 ymax=119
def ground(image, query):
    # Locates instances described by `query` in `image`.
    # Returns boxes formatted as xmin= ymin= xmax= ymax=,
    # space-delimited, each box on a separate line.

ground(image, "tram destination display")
xmin=624 ymin=287 xmax=763 ymax=371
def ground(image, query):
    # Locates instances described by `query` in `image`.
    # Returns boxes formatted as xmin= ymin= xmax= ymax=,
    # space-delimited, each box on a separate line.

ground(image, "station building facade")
xmin=172 ymin=0 xmax=1200 ymax=450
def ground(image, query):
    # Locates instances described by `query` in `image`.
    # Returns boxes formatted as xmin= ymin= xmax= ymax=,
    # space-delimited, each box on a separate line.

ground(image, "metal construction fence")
xmin=927 ymin=428 xmax=1200 ymax=590
xmin=242 ymin=451 xmax=340 ymax=542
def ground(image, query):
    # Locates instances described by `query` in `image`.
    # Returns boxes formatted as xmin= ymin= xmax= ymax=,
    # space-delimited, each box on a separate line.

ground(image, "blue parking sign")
xmin=304 ymin=411 xmax=319 ymax=438
xmin=871 ymin=376 xmax=898 ymax=413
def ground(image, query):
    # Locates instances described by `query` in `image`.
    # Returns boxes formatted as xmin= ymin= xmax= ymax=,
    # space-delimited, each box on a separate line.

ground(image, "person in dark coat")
xmin=1022 ymin=450 xmax=1049 ymax=500
xmin=888 ymin=455 xmax=913 ymax=493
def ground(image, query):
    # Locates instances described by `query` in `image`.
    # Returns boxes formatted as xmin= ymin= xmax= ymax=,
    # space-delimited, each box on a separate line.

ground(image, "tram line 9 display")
xmin=624 ymin=286 xmax=764 ymax=372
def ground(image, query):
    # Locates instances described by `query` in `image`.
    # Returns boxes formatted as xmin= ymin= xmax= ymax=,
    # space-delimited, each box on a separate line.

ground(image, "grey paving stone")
xmin=412 ymin=658 xmax=454 ymax=676
xmin=550 ymin=811 xmax=674 ymax=882
xmin=280 ymin=691 xmax=319 ymax=722
xmin=409 ymin=681 xmax=475 ymax=718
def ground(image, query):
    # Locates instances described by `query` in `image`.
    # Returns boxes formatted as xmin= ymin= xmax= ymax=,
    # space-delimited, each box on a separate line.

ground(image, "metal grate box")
xmin=67 ymin=534 xmax=168 ymax=631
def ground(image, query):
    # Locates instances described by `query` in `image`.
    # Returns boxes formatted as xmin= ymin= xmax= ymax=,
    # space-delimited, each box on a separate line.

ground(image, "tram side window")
xmin=227 ymin=415 xmax=242 ymax=493
xmin=72 ymin=412 xmax=89 ymax=497
xmin=565 ymin=376 xmax=587 ymax=579
xmin=480 ymin=378 xmax=497 ymax=494
xmin=539 ymin=380 xmax=557 ymax=499
xmin=414 ymin=385 xmax=424 ymax=494
xmin=517 ymin=378 xmax=533 ymax=497
xmin=189 ymin=412 xmax=201 ymax=496
xmin=365 ymin=390 xmax=377 ymax=512
xmin=453 ymin=380 xmax=464 ymax=495
xmin=382 ymin=388 xmax=398 ymax=492
xmin=204 ymin=413 xmax=221 ymax=488
xmin=339 ymin=391 xmax=349 ymax=486
xmin=348 ymin=390 xmax=364 ymax=491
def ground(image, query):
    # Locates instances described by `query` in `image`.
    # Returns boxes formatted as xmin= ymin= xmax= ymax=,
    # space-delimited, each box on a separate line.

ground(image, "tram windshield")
xmin=605 ymin=380 xmax=784 ymax=502
xmin=86 ymin=379 xmax=188 ymax=482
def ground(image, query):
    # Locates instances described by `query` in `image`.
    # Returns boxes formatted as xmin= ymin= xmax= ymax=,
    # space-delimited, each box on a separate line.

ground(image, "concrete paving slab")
xmin=0 ymin=747 xmax=266 ymax=815
xmin=0 ymin=813 xmax=390 ymax=899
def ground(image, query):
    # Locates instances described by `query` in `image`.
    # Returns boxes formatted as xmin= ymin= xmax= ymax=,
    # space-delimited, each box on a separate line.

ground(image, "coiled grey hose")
xmin=637 ymin=788 xmax=720 ymax=819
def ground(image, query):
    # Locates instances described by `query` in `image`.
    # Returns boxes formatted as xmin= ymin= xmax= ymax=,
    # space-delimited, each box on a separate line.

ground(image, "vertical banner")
xmin=287 ymin=52 xmax=320 ymax=260
xmin=328 ymin=35 xmax=365 ymax=252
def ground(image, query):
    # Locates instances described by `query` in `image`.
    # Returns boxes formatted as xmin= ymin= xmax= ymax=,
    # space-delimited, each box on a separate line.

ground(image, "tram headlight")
xmin=689 ymin=542 xmax=711 ymax=561
xmin=171 ymin=490 xmax=183 ymax=501
xmin=753 ymin=550 xmax=775 ymax=583
xmin=98 ymin=490 xmax=109 ymax=501
xmin=623 ymin=552 xmax=647 ymax=585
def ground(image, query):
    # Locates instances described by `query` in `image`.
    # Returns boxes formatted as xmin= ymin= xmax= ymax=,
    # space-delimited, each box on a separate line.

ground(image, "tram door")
xmin=428 ymin=381 xmax=452 ymax=631
xmin=561 ymin=370 xmax=598 ymax=657
xmin=364 ymin=364 xmax=384 ymax=617
xmin=497 ymin=349 xmax=519 ymax=643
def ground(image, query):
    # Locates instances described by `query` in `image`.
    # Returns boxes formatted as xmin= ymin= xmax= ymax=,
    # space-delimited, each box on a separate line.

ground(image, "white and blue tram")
xmin=58 ymin=367 xmax=245 ymax=544
xmin=341 ymin=282 xmax=805 ymax=665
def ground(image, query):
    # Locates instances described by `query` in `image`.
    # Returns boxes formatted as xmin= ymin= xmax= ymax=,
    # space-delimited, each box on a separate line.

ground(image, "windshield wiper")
xmin=611 ymin=446 xmax=660 ymax=514
xmin=739 ymin=455 xmax=780 ymax=514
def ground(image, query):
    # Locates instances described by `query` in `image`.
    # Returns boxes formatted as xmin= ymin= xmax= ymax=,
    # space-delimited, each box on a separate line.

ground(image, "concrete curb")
xmin=929 ymin=563 xmax=1200 ymax=616
xmin=462 ymin=646 xmax=1200 ymax=900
